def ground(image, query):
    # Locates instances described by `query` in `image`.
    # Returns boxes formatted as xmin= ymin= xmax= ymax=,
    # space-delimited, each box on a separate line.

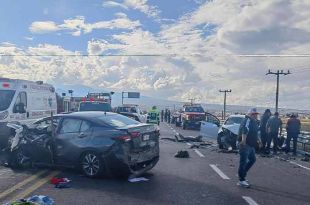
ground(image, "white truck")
xmin=0 ymin=78 xmax=57 ymax=148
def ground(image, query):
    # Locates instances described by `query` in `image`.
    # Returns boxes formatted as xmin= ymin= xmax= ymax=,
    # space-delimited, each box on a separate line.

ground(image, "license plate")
xmin=143 ymin=134 xmax=150 ymax=141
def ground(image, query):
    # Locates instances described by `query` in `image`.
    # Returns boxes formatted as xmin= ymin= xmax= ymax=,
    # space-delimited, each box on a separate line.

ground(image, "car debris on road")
xmin=174 ymin=150 xmax=190 ymax=158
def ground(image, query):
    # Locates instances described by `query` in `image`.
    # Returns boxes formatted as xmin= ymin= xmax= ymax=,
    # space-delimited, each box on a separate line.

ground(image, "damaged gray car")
xmin=4 ymin=111 xmax=160 ymax=178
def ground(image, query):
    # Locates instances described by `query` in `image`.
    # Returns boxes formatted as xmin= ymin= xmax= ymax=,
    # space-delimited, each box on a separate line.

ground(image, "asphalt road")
xmin=0 ymin=122 xmax=309 ymax=205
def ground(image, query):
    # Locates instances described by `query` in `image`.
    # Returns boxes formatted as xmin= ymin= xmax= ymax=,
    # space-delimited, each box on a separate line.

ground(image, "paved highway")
xmin=0 ymin=122 xmax=309 ymax=205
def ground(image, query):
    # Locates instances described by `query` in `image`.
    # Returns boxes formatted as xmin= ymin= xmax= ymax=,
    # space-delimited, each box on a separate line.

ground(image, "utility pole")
xmin=266 ymin=69 xmax=291 ymax=112
xmin=188 ymin=98 xmax=195 ymax=105
xmin=219 ymin=89 xmax=232 ymax=120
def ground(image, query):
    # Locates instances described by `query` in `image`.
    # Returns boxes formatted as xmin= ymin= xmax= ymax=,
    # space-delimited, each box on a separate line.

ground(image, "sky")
xmin=0 ymin=0 xmax=310 ymax=110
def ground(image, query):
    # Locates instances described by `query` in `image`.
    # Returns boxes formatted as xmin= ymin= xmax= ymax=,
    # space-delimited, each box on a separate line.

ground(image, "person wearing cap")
xmin=285 ymin=114 xmax=301 ymax=155
xmin=237 ymin=108 xmax=259 ymax=188
xmin=266 ymin=112 xmax=283 ymax=154
xmin=260 ymin=109 xmax=271 ymax=153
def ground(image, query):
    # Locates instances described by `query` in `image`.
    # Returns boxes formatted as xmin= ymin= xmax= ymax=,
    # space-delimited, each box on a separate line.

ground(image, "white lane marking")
xmin=276 ymin=156 xmax=310 ymax=171
xmin=289 ymin=161 xmax=310 ymax=171
xmin=209 ymin=164 xmax=230 ymax=180
xmin=242 ymin=196 xmax=259 ymax=205
xmin=194 ymin=149 xmax=205 ymax=158
xmin=186 ymin=142 xmax=192 ymax=146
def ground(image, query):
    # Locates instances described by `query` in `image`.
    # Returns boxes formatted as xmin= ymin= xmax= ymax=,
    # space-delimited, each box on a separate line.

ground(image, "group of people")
xmin=260 ymin=109 xmax=301 ymax=155
xmin=237 ymin=108 xmax=301 ymax=188
xmin=161 ymin=109 xmax=171 ymax=123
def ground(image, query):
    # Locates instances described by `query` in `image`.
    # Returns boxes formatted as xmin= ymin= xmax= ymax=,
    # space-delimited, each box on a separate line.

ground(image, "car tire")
xmin=80 ymin=151 xmax=104 ymax=178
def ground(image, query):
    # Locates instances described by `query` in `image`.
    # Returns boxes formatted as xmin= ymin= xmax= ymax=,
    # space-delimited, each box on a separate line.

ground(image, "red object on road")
xmin=50 ymin=177 xmax=70 ymax=185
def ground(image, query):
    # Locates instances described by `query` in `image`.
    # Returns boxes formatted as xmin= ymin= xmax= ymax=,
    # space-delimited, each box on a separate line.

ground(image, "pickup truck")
xmin=174 ymin=104 xmax=206 ymax=130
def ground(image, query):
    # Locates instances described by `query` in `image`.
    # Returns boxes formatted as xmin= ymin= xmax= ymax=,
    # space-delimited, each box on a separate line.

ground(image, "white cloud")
xmin=124 ymin=0 xmax=160 ymax=18
xmin=102 ymin=1 xmax=128 ymax=9
xmin=29 ymin=21 xmax=60 ymax=34
xmin=29 ymin=16 xmax=141 ymax=36
xmin=24 ymin=37 xmax=34 ymax=41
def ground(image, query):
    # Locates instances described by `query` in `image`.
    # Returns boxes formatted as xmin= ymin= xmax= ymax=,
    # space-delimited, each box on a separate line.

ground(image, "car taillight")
xmin=113 ymin=135 xmax=131 ymax=142
xmin=112 ymin=132 xmax=140 ymax=142
xmin=2 ymin=83 xmax=10 ymax=88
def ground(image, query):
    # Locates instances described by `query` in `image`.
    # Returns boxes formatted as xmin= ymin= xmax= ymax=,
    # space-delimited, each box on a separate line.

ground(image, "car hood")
xmin=220 ymin=124 xmax=240 ymax=135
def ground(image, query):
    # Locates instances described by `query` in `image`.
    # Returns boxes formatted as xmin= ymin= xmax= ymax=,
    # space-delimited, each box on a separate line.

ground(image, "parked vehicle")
xmin=0 ymin=78 xmax=57 ymax=149
xmin=79 ymin=101 xmax=112 ymax=112
xmin=5 ymin=112 xmax=160 ymax=178
xmin=115 ymin=104 xmax=147 ymax=123
xmin=78 ymin=93 xmax=113 ymax=112
xmin=175 ymin=104 xmax=206 ymax=130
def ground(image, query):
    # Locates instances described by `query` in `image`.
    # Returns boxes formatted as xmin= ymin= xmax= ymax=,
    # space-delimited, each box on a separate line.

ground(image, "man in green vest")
xmin=147 ymin=106 xmax=160 ymax=125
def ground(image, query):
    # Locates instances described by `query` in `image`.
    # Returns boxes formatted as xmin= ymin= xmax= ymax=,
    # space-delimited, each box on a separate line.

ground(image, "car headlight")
xmin=0 ymin=111 xmax=9 ymax=120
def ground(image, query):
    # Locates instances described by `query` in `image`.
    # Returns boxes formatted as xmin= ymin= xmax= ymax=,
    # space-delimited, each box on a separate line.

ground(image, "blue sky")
xmin=0 ymin=0 xmax=203 ymax=52
xmin=0 ymin=0 xmax=310 ymax=110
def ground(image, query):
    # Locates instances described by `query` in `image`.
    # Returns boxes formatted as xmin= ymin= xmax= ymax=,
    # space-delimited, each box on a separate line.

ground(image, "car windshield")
xmin=97 ymin=114 xmax=140 ymax=128
xmin=185 ymin=106 xmax=204 ymax=113
xmin=117 ymin=107 xmax=137 ymax=113
xmin=0 ymin=90 xmax=15 ymax=111
xmin=225 ymin=117 xmax=244 ymax=125
xmin=79 ymin=102 xmax=112 ymax=112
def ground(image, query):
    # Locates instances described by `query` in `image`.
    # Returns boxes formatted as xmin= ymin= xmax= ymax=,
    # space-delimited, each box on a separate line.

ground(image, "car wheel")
xmin=80 ymin=152 xmax=104 ymax=178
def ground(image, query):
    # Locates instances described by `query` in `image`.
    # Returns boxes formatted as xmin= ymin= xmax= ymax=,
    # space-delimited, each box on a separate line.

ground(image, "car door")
xmin=199 ymin=113 xmax=221 ymax=139
xmin=54 ymin=118 xmax=93 ymax=164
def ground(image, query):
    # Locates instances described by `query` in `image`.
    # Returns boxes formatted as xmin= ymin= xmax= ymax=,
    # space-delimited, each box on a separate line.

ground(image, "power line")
xmin=1 ymin=53 xmax=310 ymax=57
xmin=266 ymin=70 xmax=291 ymax=112
xmin=219 ymin=89 xmax=231 ymax=120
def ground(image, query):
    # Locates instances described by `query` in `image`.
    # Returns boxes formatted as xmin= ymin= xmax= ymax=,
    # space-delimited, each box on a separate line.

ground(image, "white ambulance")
xmin=0 ymin=78 xmax=57 ymax=147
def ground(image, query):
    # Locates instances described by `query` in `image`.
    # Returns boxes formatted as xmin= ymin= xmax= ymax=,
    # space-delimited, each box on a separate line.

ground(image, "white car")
xmin=115 ymin=104 xmax=147 ymax=123
xmin=217 ymin=115 xmax=245 ymax=149
xmin=200 ymin=114 xmax=245 ymax=150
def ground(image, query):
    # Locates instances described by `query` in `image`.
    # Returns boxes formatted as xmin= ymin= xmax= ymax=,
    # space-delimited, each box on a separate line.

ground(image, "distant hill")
xmin=55 ymin=84 xmax=310 ymax=115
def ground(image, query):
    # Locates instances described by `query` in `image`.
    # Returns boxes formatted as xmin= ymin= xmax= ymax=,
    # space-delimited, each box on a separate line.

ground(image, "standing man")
xmin=168 ymin=110 xmax=171 ymax=124
xmin=237 ymin=108 xmax=259 ymax=188
xmin=266 ymin=112 xmax=282 ymax=154
xmin=161 ymin=110 xmax=164 ymax=122
xmin=260 ymin=109 xmax=271 ymax=154
xmin=164 ymin=109 xmax=168 ymax=122
xmin=285 ymin=114 xmax=301 ymax=156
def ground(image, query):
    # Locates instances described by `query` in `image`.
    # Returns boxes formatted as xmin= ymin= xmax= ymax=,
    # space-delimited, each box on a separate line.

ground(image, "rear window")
xmin=97 ymin=114 xmax=140 ymax=128
xmin=79 ymin=102 xmax=112 ymax=112
xmin=185 ymin=106 xmax=205 ymax=113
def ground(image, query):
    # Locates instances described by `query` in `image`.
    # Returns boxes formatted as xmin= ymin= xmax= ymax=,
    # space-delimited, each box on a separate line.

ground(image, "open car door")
xmin=199 ymin=113 xmax=220 ymax=139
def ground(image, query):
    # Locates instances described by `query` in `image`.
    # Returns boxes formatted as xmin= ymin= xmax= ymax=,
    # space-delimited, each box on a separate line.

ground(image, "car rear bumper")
xmin=184 ymin=121 xmax=201 ymax=128
xmin=105 ymin=141 xmax=160 ymax=176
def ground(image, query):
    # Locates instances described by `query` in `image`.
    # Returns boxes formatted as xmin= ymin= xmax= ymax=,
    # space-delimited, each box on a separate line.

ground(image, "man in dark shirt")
xmin=285 ymin=114 xmax=301 ymax=155
xmin=237 ymin=108 xmax=259 ymax=188
xmin=266 ymin=112 xmax=283 ymax=154
xmin=260 ymin=109 xmax=271 ymax=153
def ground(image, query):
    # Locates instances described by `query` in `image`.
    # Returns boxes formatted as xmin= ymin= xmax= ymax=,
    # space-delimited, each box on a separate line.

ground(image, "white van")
xmin=0 ymin=78 xmax=57 ymax=147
